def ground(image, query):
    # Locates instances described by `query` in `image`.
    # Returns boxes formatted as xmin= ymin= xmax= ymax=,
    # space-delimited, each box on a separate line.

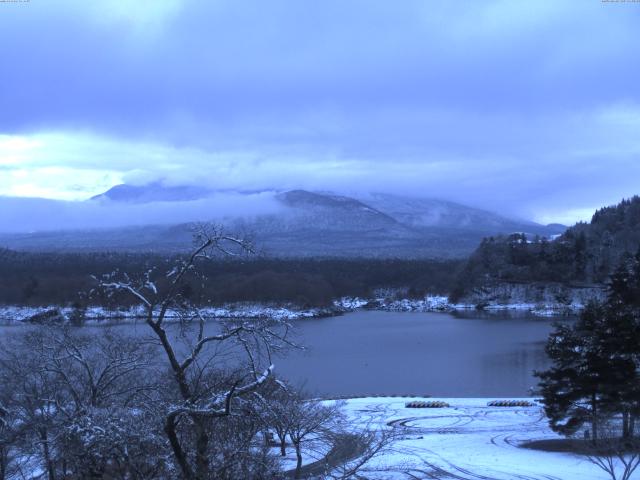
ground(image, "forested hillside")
xmin=452 ymin=196 xmax=640 ymax=300
xmin=0 ymin=248 xmax=462 ymax=308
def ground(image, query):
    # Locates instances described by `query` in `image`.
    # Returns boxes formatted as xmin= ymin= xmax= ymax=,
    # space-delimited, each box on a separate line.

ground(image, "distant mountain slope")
xmin=0 ymin=187 xmax=566 ymax=258
xmin=452 ymin=196 xmax=640 ymax=298
xmin=91 ymin=182 xmax=213 ymax=203
xmin=273 ymin=190 xmax=405 ymax=232
xmin=357 ymin=193 xmax=563 ymax=236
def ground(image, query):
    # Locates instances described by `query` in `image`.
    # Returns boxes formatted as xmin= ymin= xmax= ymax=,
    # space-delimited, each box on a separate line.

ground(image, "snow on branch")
xmin=167 ymin=365 xmax=274 ymax=420
xmin=101 ymin=281 xmax=153 ymax=308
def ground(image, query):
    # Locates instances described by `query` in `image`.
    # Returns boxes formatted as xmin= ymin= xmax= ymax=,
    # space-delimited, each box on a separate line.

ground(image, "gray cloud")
xmin=0 ymin=0 xmax=639 ymax=224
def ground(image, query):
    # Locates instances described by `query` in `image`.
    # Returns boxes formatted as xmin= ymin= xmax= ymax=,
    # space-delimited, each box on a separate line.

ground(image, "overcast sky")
xmin=1 ymin=0 xmax=639 ymax=224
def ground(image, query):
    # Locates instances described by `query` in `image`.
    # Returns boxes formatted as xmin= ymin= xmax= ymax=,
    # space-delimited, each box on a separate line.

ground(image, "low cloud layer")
xmin=0 ymin=192 xmax=282 ymax=233
xmin=1 ymin=1 xmax=639 ymax=224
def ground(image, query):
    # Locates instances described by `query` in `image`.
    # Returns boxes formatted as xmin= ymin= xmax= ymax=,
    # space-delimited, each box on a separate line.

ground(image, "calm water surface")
xmin=275 ymin=310 xmax=556 ymax=397
xmin=0 ymin=310 xmax=560 ymax=397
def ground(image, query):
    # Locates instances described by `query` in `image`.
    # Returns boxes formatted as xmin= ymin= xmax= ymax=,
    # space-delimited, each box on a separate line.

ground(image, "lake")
xmin=275 ymin=310 xmax=557 ymax=397
xmin=0 ymin=310 xmax=560 ymax=397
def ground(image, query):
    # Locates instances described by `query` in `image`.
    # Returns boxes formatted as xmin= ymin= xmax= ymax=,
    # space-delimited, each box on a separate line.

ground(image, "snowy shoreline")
xmin=0 ymin=295 xmax=583 ymax=325
xmin=358 ymin=295 xmax=583 ymax=317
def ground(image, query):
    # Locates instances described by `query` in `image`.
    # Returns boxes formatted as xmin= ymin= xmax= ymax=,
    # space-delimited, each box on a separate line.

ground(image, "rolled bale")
xmin=487 ymin=400 xmax=534 ymax=407
xmin=405 ymin=400 xmax=450 ymax=408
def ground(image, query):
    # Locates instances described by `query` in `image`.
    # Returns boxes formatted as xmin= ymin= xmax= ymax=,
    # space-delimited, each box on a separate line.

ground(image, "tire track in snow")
xmin=383 ymin=403 xmax=564 ymax=480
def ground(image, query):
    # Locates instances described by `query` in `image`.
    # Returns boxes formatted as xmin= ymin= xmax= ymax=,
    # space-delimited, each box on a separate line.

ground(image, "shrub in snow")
xmin=23 ymin=308 xmax=68 ymax=324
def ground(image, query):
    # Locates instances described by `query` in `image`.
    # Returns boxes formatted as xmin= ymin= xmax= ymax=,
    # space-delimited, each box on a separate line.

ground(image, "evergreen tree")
xmin=536 ymin=304 xmax=610 ymax=440
xmin=601 ymin=248 xmax=640 ymax=437
xmin=537 ymin=250 xmax=640 ymax=441
xmin=608 ymin=249 xmax=640 ymax=309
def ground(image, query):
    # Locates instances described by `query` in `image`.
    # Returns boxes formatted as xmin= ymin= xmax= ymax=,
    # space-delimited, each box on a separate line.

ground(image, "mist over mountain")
xmin=0 ymin=183 xmax=565 ymax=258
xmin=356 ymin=193 xmax=544 ymax=231
xmin=0 ymin=190 xmax=282 ymax=233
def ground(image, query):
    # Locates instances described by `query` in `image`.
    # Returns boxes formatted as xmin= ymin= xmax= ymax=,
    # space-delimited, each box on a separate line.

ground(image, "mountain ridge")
xmin=0 ymin=185 xmax=566 ymax=258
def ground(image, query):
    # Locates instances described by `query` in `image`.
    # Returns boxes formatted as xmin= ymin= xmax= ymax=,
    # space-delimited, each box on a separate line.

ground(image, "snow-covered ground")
xmin=338 ymin=397 xmax=609 ymax=479
xmin=272 ymin=437 xmax=332 ymax=473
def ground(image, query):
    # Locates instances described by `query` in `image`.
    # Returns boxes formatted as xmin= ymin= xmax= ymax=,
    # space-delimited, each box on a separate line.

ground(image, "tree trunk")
xmin=89 ymin=465 xmax=105 ymax=479
xmin=591 ymin=393 xmax=598 ymax=443
xmin=294 ymin=441 xmax=303 ymax=479
xmin=165 ymin=415 xmax=194 ymax=480
xmin=630 ymin=414 xmax=636 ymax=438
xmin=194 ymin=421 xmax=210 ymax=480
xmin=39 ymin=428 xmax=56 ymax=480
xmin=277 ymin=432 xmax=287 ymax=456
xmin=623 ymin=410 xmax=630 ymax=439
xmin=1 ymin=446 xmax=6 ymax=480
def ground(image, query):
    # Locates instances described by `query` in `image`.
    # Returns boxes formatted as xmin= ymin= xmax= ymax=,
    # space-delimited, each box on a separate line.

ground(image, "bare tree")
xmin=0 ymin=400 xmax=22 ymax=480
xmin=258 ymin=380 xmax=297 ymax=457
xmin=0 ymin=327 xmax=160 ymax=480
xmin=587 ymin=421 xmax=640 ymax=480
xmin=259 ymin=381 xmax=398 ymax=480
xmin=323 ymin=426 xmax=398 ymax=480
xmin=99 ymin=224 xmax=295 ymax=480
xmin=287 ymin=397 xmax=343 ymax=479
xmin=0 ymin=332 xmax=67 ymax=480
xmin=59 ymin=406 xmax=168 ymax=479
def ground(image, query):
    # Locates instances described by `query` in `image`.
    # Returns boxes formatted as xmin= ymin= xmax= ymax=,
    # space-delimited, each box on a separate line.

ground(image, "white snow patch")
xmin=334 ymin=397 xmax=609 ymax=479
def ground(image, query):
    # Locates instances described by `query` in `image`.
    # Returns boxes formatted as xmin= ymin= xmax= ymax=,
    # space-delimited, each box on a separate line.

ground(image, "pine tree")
xmin=536 ymin=304 xmax=610 ymax=440
xmin=608 ymin=249 xmax=640 ymax=309
xmin=601 ymin=248 xmax=640 ymax=437
xmin=537 ymin=250 xmax=640 ymax=441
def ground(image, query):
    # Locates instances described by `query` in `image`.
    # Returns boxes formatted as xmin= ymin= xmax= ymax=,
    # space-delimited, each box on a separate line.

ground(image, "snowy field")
xmin=339 ymin=397 xmax=610 ymax=480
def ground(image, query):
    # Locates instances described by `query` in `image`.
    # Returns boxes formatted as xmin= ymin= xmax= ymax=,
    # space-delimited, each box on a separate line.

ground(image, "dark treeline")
xmin=0 ymin=248 xmax=463 ymax=307
xmin=452 ymin=196 xmax=640 ymax=300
